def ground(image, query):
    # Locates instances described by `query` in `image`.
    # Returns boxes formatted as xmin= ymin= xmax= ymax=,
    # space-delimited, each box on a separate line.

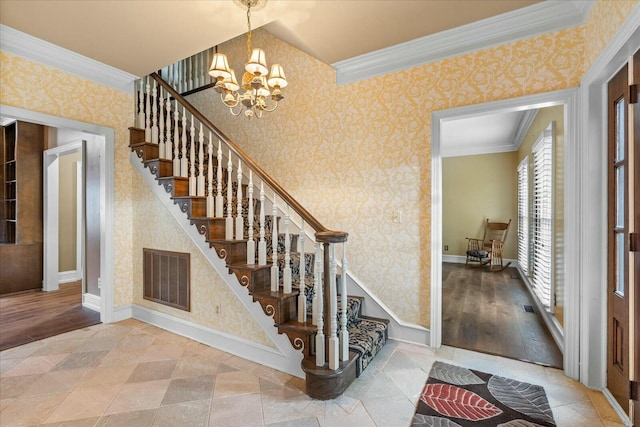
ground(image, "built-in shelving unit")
xmin=1 ymin=121 xmax=45 ymax=294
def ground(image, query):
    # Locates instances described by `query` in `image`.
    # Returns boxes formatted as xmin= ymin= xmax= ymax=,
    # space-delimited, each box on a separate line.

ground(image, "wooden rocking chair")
xmin=465 ymin=219 xmax=512 ymax=272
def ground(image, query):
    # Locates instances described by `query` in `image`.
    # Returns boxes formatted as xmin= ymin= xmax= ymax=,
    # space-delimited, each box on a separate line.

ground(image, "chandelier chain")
xmin=246 ymin=2 xmax=252 ymax=61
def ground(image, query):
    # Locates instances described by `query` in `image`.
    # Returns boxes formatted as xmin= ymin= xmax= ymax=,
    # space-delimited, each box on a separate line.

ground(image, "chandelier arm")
xmin=220 ymin=92 xmax=240 ymax=108
xmin=262 ymin=100 xmax=279 ymax=113
xmin=229 ymin=105 xmax=244 ymax=116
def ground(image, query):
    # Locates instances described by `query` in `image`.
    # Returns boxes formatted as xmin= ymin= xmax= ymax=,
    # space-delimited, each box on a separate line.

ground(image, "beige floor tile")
xmin=127 ymin=360 xmax=177 ymax=383
xmin=0 ymin=397 xmax=15 ymax=411
xmin=585 ymin=389 xmax=624 ymax=425
xmin=3 ymin=354 xmax=69 ymax=377
xmin=0 ymin=392 xmax=69 ymax=426
xmin=45 ymin=385 xmax=121 ymax=423
xmin=0 ymin=373 xmax=42 ymax=399
xmin=96 ymin=408 xmax=157 ymax=427
xmin=53 ymin=350 xmax=110 ymax=371
xmin=41 ymin=416 xmax=101 ymax=427
xmin=153 ymin=399 xmax=210 ymax=427
xmin=209 ymin=393 xmax=264 ymax=427
xmin=115 ymin=333 xmax=157 ymax=351
xmin=265 ymin=416 xmax=320 ymax=427
xmin=139 ymin=343 xmax=185 ymax=362
xmin=31 ymin=338 xmax=87 ymax=356
xmin=0 ymin=340 xmax=47 ymax=360
xmin=317 ymin=401 xmax=376 ymax=427
xmin=98 ymin=347 xmax=148 ymax=367
xmin=213 ymin=370 xmax=261 ymax=398
xmin=161 ymin=375 xmax=215 ymax=405
xmin=106 ymin=379 xmax=170 ymax=415
xmin=78 ymin=364 xmax=136 ymax=388
xmin=361 ymin=396 xmax=416 ymax=427
xmin=171 ymin=352 xmax=221 ymax=378
xmin=21 ymin=368 xmax=88 ymax=396
xmin=0 ymin=357 xmax=22 ymax=375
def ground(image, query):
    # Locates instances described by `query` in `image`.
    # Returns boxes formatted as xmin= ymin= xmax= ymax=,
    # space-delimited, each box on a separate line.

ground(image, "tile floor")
xmin=0 ymin=319 xmax=625 ymax=427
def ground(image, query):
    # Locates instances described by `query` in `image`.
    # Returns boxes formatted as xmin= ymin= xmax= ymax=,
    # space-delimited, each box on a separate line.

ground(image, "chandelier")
xmin=208 ymin=0 xmax=287 ymax=118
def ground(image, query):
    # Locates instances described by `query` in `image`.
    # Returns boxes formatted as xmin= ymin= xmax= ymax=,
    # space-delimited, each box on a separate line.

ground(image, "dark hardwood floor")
xmin=0 ymin=281 xmax=101 ymax=351
xmin=442 ymin=262 xmax=563 ymax=368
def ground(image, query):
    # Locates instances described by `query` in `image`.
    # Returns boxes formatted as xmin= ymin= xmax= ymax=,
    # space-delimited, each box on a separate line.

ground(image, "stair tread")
xmin=172 ymin=195 xmax=207 ymax=200
xmin=253 ymin=289 xmax=300 ymax=299
xmin=208 ymin=238 xmax=249 ymax=244
xmin=190 ymin=216 xmax=225 ymax=221
xmin=157 ymin=176 xmax=188 ymax=181
xmin=229 ymin=263 xmax=272 ymax=271
xmin=279 ymin=320 xmax=317 ymax=334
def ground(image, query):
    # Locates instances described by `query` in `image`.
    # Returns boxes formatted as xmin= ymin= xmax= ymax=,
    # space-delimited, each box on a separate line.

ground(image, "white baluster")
xmin=173 ymin=100 xmax=180 ymax=176
xmin=312 ymin=242 xmax=321 ymax=326
xmin=144 ymin=77 xmax=151 ymax=142
xmin=283 ymin=206 xmax=292 ymax=294
xmin=197 ymin=124 xmax=205 ymax=197
xmin=258 ymin=182 xmax=266 ymax=265
xmin=163 ymin=89 xmax=171 ymax=160
xmin=328 ymin=244 xmax=339 ymax=370
xmin=247 ymin=171 xmax=255 ymax=264
xmin=158 ymin=87 xmax=165 ymax=158
xmin=151 ymin=80 xmax=158 ymax=144
xmin=180 ymin=108 xmax=188 ymax=178
xmin=298 ymin=220 xmax=306 ymax=322
xmin=225 ymin=150 xmax=233 ymax=240
xmin=235 ymin=160 xmax=243 ymax=240
xmin=315 ymin=242 xmax=325 ymax=367
xmin=206 ymin=136 xmax=214 ymax=217
xmin=137 ymin=79 xmax=144 ymax=128
xmin=189 ymin=114 xmax=196 ymax=195
xmin=339 ymin=242 xmax=349 ymax=361
xmin=215 ymin=141 xmax=224 ymax=217
xmin=271 ymin=193 xmax=279 ymax=292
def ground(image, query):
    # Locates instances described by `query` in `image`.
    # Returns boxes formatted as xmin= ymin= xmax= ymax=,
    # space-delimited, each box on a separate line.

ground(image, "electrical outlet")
xmin=391 ymin=210 xmax=402 ymax=223
xmin=444 ymin=245 xmax=449 ymax=251
xmin=215 ymin=305 xmax=220 ymax=315
xmin=97 ymin=278 xmax=102 ymax=289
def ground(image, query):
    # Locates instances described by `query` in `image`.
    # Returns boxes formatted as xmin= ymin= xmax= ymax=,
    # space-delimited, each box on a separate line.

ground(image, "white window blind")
xmin=531 ymin=125 xmax=554 ymax=309
xmin=517 ymin=157 xmax=529 ymax=276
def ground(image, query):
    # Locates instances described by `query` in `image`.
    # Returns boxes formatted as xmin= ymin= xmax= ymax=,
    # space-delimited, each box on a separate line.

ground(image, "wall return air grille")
xmin=143 ymin=248 xmax=190 ymax=312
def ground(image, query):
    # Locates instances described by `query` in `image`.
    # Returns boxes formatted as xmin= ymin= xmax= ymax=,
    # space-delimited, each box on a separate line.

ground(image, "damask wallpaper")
xmin=1 ymin=0 xmax=637 ymax=333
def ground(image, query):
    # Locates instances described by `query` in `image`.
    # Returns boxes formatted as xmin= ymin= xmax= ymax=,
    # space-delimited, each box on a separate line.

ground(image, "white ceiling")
xmin=441 ymin=109 xmax=538 ymax=157
xmin=0 ymin=0 xmax=541 ymax=77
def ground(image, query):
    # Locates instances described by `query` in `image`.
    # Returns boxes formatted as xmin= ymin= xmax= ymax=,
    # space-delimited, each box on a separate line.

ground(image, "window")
xmin=531 ymin=124 xmax=554 ymax=309
xmin=517 ymin=157 xmax=529 ymax=276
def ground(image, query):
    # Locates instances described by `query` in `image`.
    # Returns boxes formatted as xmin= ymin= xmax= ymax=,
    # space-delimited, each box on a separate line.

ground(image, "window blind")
xmin=517 ymin=157 xmax=529 ymax=276
xmin=531 ymin=127 xmax=554 ymax=309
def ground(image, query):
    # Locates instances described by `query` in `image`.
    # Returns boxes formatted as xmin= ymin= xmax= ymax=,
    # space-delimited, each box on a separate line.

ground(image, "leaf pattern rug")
xmin=411 ymin=361 xmax=556 ymax=427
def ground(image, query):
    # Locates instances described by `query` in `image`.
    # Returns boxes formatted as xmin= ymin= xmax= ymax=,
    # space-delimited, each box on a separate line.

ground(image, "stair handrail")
xmin=149 ymin=72 xmax=346 ymax=244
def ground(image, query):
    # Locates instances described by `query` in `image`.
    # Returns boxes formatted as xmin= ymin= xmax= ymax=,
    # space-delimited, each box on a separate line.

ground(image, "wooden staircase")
xmin=129 ymin=73 xmax=389 ymax=400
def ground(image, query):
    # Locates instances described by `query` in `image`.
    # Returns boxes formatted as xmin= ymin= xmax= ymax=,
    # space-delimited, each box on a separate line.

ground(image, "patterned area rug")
xmin=411 ymin=362 xmax=556 ymax=427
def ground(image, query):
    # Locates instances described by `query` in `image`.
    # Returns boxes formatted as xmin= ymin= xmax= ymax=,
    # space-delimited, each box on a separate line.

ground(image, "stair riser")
xmin=234 ymin=267 xmax=270 ymax=294
xmin=210 ymin=241 xmax=247 ymax=265
xmin=190 ymin=218 xmax=226 ymax=241
xmin=254 ymin=293 xmax=297 ymax=326
xmin=145 ymin=159 xmax=173 ymax=178
xmin=174 ymin=198 xmax=207 ymax=218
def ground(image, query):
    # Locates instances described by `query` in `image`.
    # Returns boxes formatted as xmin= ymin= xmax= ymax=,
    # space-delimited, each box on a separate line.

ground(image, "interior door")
xmin=632 ymin=49 xmax=639 ymax=427
xmin=607 ymin=61 xmax=630 ymax=415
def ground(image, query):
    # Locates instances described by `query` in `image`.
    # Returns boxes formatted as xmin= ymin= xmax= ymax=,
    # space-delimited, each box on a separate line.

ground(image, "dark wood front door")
xmin=632 ymin=49 xmax=640 ymax=427
xmin=607 ymin=61 xmax=630 ymax=416
xmin=607 ymin=50 xmax=640 ymax=421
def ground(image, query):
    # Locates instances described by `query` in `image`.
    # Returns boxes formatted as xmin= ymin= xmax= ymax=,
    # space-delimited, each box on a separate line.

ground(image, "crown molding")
xmin=0 ymin=24 xmax=137 ymax=93
xmin=333 ymin=0 xmax=591 ymax=85
xmin=513 ymin=108 xmax=539 ymax=151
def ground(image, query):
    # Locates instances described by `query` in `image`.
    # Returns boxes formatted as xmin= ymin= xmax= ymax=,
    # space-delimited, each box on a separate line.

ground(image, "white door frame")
xmin=430 ymin=88 xmax=579 ymax=379
xmin=1 ymin=104 xmax=116 ymax=323
xmin=43 ymin=140 xmax=84 ymax=292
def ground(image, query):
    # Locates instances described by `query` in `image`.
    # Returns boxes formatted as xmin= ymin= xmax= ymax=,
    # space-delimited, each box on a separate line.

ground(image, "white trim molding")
xmin=82 ymin=293 xmax=101 ymax=313
xmin=333 ymin=1 xmax=591 ymax=85
xmin=58 ymin=270 xmax=81 ymax=284
xmin=0 ymin=24 xmax=137 ymax=93
xmin=132 ymin=304 xmax=305 ymax=379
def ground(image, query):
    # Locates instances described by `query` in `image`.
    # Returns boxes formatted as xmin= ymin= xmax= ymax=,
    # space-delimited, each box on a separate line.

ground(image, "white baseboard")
xmin=442 ymin=255 xmax=518 ymax=265
xmin=82 ymin=292 xmax=101 ymax=313
xmin=58 ymin=270 xmax=81 ymax=284
xmin=443 ymin=255 xmax=466 ymax=264
xmin=602 ymin=388 xmax=632 ymax=426
xmin=131 ymin=304 xmax=304 ymax=378
xmin=112 ymin=304 xmax=133 ymax=322
xmin=344 ymin=271 xmax=430 ymax=346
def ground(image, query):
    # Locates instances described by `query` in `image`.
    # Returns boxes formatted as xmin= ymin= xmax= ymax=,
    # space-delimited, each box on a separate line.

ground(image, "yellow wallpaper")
xmin=442 ymin=152 xmax=518 ymax=259
xmin=584 ymin=0 xmax=639 ymax=71
xmin=189 ymin=25 xmax=585 ymax=327
xmin=0 ymin=51 xmax=135 ymax=308
xmin=130 ymin=172 xmax=272 ymax=346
